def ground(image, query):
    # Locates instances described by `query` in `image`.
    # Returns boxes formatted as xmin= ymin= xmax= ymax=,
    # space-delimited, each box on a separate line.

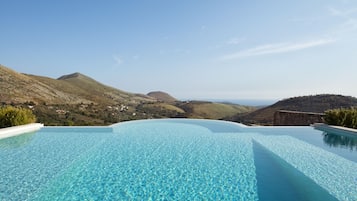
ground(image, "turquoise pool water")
xmin=0 ymin=119 xmax=356 ymax=201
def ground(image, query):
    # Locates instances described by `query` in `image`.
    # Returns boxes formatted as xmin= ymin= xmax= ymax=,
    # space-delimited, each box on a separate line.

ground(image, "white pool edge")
xmin=0 ymin=123 xmax=44 ymax=140
xmin=312 ymin=123 xmax=357 ymax=136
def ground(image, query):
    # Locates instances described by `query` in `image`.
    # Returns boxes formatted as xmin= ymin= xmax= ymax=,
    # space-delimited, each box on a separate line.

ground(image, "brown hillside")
xmin=1 ymin=65 xmax=156 ymax=106
xmin=56 ymin=72 xmax=155 ymax=104
xmin=177 ymin=101 xmax=256 ymax=119
xmin=231 ymin=94 xmax=357 ymax=125
xmin=0 ymin=65 xmax=86 ymax=104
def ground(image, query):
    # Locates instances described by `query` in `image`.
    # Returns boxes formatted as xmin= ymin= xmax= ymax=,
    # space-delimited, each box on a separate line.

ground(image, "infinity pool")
xmin=0 ymin=119 xmax=356 ymax=201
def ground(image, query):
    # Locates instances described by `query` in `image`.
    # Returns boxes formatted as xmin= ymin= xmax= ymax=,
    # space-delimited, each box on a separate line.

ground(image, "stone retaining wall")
xmin=273 ymin=110 xmax=325 ymax=126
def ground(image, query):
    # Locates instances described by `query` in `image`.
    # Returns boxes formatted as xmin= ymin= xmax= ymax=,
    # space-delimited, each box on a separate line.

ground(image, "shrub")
xmin=0 ymin=106 xmax=37 ymax=128
xmin=324 ymin=108 xmax=357 ymax=129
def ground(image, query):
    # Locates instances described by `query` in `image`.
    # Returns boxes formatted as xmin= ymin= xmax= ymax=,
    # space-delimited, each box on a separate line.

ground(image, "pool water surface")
xmin=0 ymin=119 xmax=356 ymax=201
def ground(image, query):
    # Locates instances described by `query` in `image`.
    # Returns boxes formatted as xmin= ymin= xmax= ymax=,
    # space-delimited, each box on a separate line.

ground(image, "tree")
xmin=0 ymin=106 xmax=37 ymax=128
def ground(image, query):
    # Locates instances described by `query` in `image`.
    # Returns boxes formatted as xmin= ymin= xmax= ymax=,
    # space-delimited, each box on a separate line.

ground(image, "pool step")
xmin=253 ymin=135 xmax=357 ymax=201
xmin=253 ymin=141 xmax=338 ymax=201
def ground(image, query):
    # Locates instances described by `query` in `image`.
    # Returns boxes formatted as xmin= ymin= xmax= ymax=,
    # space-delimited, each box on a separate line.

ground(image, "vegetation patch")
xmin=324 ymin=108 xmax=357 ymax=129
xmin=0 ymin=106 xmax=37 ymax=128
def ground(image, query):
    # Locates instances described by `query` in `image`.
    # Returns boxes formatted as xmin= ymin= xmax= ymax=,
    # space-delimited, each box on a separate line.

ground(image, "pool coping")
xmin=0 ymin=123 xmax=44 ymax=140
xmin=312 ymin=123 xmax=357 ymax=136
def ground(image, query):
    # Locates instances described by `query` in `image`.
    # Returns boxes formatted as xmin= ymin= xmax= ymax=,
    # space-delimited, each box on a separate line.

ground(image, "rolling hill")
xmin=0 ymin=65 xmax=87 ymax=104
xmin=0 ymin=64 xmax=155 ymax=105
xmin=228 ymin=94 xmax=357 ymax=125
xmin=147 ymin=91 xmax=177 ymax=102
xmin=28 ymin=72 xmax=156 ymax=105
xmin=176 ymin=101 xmax=256 ymax=119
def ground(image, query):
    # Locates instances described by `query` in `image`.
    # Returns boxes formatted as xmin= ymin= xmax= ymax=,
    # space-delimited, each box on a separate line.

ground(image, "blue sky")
xmin=1 ymin=0 xmax=357 ymax=100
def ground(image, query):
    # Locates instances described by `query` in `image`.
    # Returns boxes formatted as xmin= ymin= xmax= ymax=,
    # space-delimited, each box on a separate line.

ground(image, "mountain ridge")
xmin=0 ymin=65 xmax=87 ymax=104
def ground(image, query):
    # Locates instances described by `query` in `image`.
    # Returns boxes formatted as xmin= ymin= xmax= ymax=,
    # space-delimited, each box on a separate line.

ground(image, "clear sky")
xmin=1 ymin=0 xmax=357 ymax=100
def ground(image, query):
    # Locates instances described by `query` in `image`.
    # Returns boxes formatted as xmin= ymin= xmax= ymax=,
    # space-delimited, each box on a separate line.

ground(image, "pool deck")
xmin=0 ymin=123 xmax=44 ymax=140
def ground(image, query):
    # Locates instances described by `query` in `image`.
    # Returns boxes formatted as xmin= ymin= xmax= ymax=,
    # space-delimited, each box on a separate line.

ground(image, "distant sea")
xmin=183 ymin=99 xmax=278 ymax=107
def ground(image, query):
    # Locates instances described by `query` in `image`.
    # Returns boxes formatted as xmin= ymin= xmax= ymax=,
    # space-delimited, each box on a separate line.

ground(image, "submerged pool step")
xmin=253 ymin=135 xmax=357 ymax=201
xmin=253 ymin=141 xmax=338 ymax=201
